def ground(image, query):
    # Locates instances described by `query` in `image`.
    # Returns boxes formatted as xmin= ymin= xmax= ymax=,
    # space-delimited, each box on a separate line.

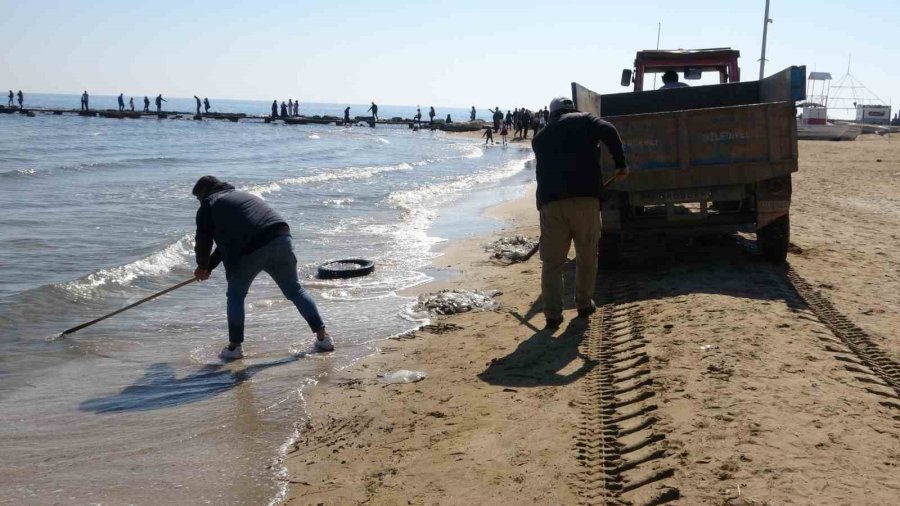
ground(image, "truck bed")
xmin=572 ymin=66 xmax=804 ymax=192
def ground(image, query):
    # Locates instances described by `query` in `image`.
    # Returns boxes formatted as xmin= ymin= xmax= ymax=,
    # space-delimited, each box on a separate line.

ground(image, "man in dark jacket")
xmin=191 ymin=176 xmax=334 ymax=359
xmin=531 ymin=97 xmax=629 ymax=328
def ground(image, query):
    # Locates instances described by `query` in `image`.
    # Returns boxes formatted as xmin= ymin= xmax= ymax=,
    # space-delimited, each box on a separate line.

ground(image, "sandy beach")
xmin=284 ymin=134 xmax=900 ymax=505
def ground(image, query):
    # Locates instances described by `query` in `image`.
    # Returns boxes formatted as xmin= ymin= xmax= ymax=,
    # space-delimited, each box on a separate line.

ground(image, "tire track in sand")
xmin=573 ymin=279 xmax=680 ymax=506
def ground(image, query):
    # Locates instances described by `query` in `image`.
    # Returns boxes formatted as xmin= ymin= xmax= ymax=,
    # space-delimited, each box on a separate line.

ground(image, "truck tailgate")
xmin=597 ymin=102 xmax=798 ymax=191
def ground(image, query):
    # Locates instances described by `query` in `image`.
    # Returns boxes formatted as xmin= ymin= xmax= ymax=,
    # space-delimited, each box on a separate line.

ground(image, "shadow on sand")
xmin=479 ymin=235 xmax=802 ymax=388
xmin=479 ymin=260 xmax=599 ymax=387
xmin=79 ymin=356 xmax=299 ymax=414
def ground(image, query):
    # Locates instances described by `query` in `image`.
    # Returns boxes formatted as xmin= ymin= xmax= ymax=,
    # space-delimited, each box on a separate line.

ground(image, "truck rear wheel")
xmin=598 ymin=233 xmax=622 ymax=269
xmin=757 ymin=215 xmax=790 ymax=263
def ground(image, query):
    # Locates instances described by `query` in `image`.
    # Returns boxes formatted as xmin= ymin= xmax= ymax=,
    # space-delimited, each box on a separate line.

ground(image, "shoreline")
xmin=285 ymin=184 xmax=577 ymax=505
xmin=283 ymin=134 xmax=900 ymax=505
xmin=282 ymin=133 xmax=576 ymax=504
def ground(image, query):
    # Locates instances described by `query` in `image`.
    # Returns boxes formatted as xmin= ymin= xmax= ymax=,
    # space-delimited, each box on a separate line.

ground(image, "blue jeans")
xmin=225 ymin=235 xmax=324 ymax=344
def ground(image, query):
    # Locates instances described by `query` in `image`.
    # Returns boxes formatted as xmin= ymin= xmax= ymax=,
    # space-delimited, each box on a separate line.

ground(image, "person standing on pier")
xmin=280 ymin=101 xmax=288 ymax=118
xmin=143 ymin=96 xmax=150 ymax=113
xmin=428 ymin=106 xmax=436 ymax=128
xmin=532 ymin=96 xmax=628 ymax=328
xmin=17 ymin=90 xmax=24 ymax=108
xmin=470 ymin=106 xmax=476 ymax=121
xmin=117 ymin=93 xmax=125 ymax=112
xmin=292 ymin=100 xmax=298 ymax=117
xmin=271 ymin=100 xmax=277 ymax=118
xmin=367 ymin=102 xmax=379 ymax=121
xmin=343 ymin=106 xmax=351 ymax=123
xmin=80 ymin=91 xmax=89 ymax=110
xmin=194 ymin=96 xmax=202 ymax=115
xmin=414 ymin=107 xmax=422 ymax=126
xmin=129 ymin=97 xmax=134 ymax=111
xmin=7 ymin=90 xmax=12 ymax=107
xmin=155 ymin=94 xmax=166 ymax=113
xmin=287 ymin=99 xmax=293 ymax=117
xmin=203 ymin=97 xmax=210 ymax=113
xmin=190 ymin=175 xmax=335 ymax=360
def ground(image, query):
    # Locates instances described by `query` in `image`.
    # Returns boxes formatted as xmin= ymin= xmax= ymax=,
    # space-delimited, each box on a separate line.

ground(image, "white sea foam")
xmin=323 ymin=197 xmax=354 ymax=207
xmin=388 ymin=154 xmax=532 ymax=219
xmin=245 ymin=181 xmax=282 ymax=197
xmin=461 ymin=144 xmax=483 ymax=158
xmin=354 ymin=154 xmax=534 ymax=292
xmin=247 ymin=162 xmax=416 ymax=198
xmin=60 ymin=234 xmax=194 ymax=297
xmin=308 ymin=134 xmax=320 ymax=139
xmin=0 ymin=168 xmax=36 ymax=179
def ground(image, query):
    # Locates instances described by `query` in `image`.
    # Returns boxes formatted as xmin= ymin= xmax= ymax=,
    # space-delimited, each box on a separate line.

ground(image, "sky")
xmin=1 ymin=0 xmax=897 ymax=110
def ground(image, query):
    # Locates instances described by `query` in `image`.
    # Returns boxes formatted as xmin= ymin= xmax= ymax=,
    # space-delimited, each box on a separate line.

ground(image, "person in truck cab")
xmin=660 ymin=70 xmax=690 ymax=90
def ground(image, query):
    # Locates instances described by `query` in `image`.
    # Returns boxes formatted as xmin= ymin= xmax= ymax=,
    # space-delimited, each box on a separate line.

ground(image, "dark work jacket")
xmin=195 ymin=186 xmax=290 ymax=271
xmin=531 ymin=111 xmax=627 ymax=210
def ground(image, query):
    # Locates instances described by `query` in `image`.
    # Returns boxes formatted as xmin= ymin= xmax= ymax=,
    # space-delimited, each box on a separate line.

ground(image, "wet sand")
xmin=284 ymin=135 xmax=900 ymax=505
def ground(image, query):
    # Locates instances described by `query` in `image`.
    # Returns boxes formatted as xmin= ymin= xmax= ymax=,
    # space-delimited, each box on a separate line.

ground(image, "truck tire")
xmin=598 ymin=233 xmax=622 ymax=269
xmin=757 ymin=215 xmax=790 ymax=263
xmin=317 ymin=259 xmax=375 ymax=279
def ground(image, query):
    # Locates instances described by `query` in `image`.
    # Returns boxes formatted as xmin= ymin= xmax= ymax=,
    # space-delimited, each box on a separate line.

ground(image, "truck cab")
xmin=622 ymin=48 xmax=741 ymax=91
xmin=573 ymin=48 xmax=806 ymax=264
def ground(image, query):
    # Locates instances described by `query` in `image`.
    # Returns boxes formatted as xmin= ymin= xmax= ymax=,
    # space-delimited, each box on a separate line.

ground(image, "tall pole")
xmin=652 ymin=22 xmax=661 ymax=89
xmin=759 ymin=0 xmax=772 ymax=80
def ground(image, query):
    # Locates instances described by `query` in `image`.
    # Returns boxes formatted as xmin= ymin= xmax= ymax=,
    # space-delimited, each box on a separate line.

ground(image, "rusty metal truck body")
xmin=573 ymin=63 xmax=806 ymax=263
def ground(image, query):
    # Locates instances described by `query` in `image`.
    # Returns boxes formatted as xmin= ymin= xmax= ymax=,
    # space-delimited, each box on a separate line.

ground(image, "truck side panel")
xmin=597 ymin=102 xmax=797 ymax=192
xmin=600 ymin=81 xmax=761 ymax=117
xmin=572 ymin=83 xmax=602 ymax=116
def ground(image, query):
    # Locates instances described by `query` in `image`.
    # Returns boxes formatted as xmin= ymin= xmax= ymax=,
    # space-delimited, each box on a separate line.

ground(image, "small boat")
xmin=797 ymin=103 xmax=851 ymax=141
xmin=837 ymin=123 xmax=862 ymax=141
xmin=797 ymin=120 xmax=849 ymax=141
xmin=796 ymin=72 xmax=859 ymax=141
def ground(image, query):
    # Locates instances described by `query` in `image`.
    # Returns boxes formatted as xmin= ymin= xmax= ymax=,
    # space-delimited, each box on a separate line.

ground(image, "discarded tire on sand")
xmin=317 ymin=259 xmax=375 ymax=279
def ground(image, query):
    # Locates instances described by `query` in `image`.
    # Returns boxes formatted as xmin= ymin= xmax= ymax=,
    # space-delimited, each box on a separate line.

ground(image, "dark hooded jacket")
xmin=531 ymin=110 xmax=627 ymax=210
xmin=193 ymin=177 xmax=290 ymax=271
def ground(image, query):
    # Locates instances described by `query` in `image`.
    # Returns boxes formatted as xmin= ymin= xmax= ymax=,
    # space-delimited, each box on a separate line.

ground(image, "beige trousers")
xmin=539 ymin=197 xmax=601 ymax=320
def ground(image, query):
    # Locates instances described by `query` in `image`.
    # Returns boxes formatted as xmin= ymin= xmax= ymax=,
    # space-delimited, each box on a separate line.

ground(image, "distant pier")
xmin=0 ymin=105 xmax=484 ymax=132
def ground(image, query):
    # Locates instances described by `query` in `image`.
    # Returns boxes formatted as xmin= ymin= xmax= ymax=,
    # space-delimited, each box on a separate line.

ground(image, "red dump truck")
xmin=573 ymin=48 xmax=806 ymax=264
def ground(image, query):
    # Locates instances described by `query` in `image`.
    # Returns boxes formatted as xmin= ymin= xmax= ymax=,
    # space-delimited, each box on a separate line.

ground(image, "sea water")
xmin=0 ymin=95 xmax=533 ymax=505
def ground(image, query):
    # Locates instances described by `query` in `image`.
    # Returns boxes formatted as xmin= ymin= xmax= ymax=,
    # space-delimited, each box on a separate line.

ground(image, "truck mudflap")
xmin=756 ymin=175 xmax=793 ymax=228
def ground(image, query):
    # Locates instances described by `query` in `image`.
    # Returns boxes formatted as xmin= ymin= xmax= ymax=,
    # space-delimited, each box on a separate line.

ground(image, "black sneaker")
xmin=545 ymin=318 xmax=563 ymax=329
xmin=577 ymin=305 xmax=596 ymax=318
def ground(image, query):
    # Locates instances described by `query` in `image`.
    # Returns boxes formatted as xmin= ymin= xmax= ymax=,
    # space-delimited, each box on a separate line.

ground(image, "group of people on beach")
xmin=481 ymin=106 xmax=550 ymax=145
xmin=7 ymin=90 xmax=23 ymax=108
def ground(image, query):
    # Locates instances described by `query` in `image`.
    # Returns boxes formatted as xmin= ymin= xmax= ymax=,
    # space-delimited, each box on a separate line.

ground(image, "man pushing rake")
xmin=192 ymin=175 xmax=334 ymax=359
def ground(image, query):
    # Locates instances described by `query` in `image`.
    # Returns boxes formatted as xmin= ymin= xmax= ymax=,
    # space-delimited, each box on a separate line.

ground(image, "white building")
xmin=855 ymin=104 xmax=892 ymax=125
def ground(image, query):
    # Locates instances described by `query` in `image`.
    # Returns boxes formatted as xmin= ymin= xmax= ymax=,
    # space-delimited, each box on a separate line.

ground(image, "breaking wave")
xmin=246 ymin=162 xmax=416 ymax=197
xmin=59 ymin=234 xmax=194 ymax=298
